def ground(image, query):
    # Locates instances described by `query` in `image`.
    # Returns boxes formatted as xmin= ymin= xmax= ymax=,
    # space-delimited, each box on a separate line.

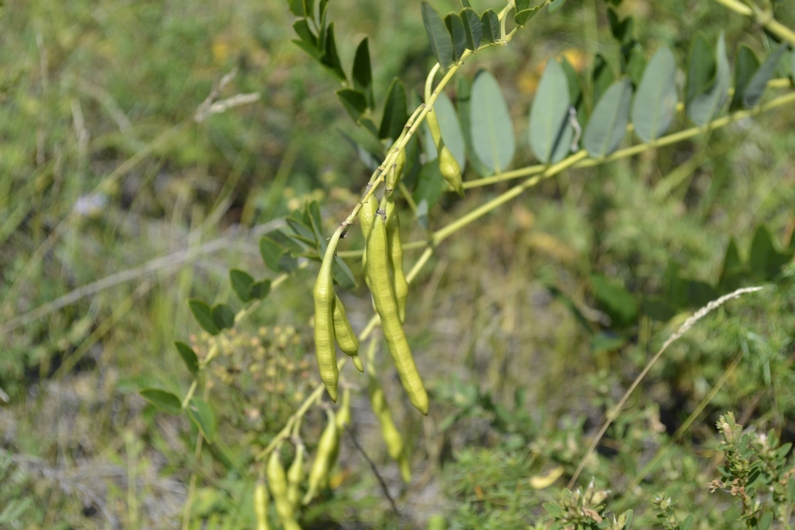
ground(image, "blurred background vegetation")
xmin=1 ymin=0 xmax=794 ymax=528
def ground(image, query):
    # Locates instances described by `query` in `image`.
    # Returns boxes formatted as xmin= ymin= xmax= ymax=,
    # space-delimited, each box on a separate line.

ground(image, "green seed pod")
xmin=438 ymin=146 xmax=464 ymax=197
xmin=426 ymin=107 xmax=464 ymax=197
xmin=286 ymin=445 xmax=305 ymax=510
xmin=368 ymin=371 xmax=406 ymax=462
xmin=398 ymin=452 xmax=412 ymax=484
xmin=316 ymin=387 xmax=352 ymax=490
xmin=332 ymin=295 xmax=363 ymax=372
xmin=366 ymin=340 xmax=411 ymax=483
xmin=254 ymin=481 xmax=270 ymax=530
xmin=365 ymin=216 xmax=429 ymax=415
xmin=313 ymin=231 xmax=342 ymax=402
xmin=303 ymin=409 xmax=340 ymax=505
xmin=358 ymin=194 xmax=379 ymax=286
xmin=385 ymin=197 xmax=409 ymax=324
xmin=336 ymin=387 xmax=352 ymax=431
xmin=268 ymin=447 xmax=302 ymax=528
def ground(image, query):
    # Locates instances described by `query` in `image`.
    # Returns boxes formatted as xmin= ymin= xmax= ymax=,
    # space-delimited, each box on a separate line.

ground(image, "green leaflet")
xmin=140 ymin=388 xmax=182 ymax=415
xmin=631 ymin=47 xmax=677 ymax=143
xmin=480 ymin=10 xmax=500 ymax=44
xmin=352 ymin=38 xmax=374 ymax=109
xmin=445 ymin=13 xmax=467 ymax=62
xmin=188 ymin=397 xmax=217 ymax=443
xmin=685 ymin=32 xmax=729 ymax=126
xmin=460 ymin=8 xmax=482 ymax=50
xmin=229 ymin=269 xmax=255 ymax=303
xmin=174 ymin=342 xmax=199 ymax=375
xmin=379 ymin=78 xmax=408 ymax=141
xmin=212 ymin=303 xmax=235 ymax=330
xmin=730 ymin=45 xmax=759 ymax=112
xmin=584 ymin=78 xmax=632 ymax=158
xmin=188 ymin=299 xmax=220 ymax=335
xmin=529 ymin=59 xmax=573 ymax=164
xmin=470 ymin=70 xmax=515 ymax=173
xmin=422 ymin=2 xmax=454 ymax=70
xmin=743 ymin=43 xmax=789 ymax=109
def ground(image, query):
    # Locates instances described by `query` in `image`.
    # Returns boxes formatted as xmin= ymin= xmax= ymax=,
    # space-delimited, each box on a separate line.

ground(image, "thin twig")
xmin=346 ymin=427 xmax=401 ymax=516
xmin=567 ymin=286 xmax=765 ymax=488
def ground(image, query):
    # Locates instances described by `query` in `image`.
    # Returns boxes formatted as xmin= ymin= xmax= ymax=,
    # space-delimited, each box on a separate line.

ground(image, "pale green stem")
xmin=434 ymin=151 xmax=589 ymax=243
xmin=713 ymin=0 xmax=795 ymax=45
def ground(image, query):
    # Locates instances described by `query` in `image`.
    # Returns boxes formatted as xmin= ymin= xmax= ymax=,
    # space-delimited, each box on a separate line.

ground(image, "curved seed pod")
xmin=332 ymin=295 xmax=363 ymax=372
xmin=317 ymin=387 xmax=352 ymax=490
xmin=384 ymin=197 xmax=409 ymax=324
xmin=286 ymin=445 xmax=305 ymax=510
xmin=303 ymin=409 xmax=339 ymax=505
xmin=427 ymin=107 xmax=464 ymax=197
xmin=367 ymin=367 xmax=411 ymax=482
xmin=366 ymin=339 xmax=412 ymax=483
xmin=254 ymin=481 xmax=270 ymax=530
xmin=313 ymin=230 xmax=342 ymax=402
xmin=320 ymin=390 xmax=352 ymax=490
xmin=366 ymin=215 xmax=429 ymax=414
xmin=268 ymin=447 xmax=301 ymax=528
xmin=438 ymin=146 xmax=464 ymax=196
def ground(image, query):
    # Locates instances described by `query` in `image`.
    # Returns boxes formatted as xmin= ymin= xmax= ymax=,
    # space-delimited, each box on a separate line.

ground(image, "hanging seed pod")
xmin=332 ymin=295 xmax=363 ymax=372
xmin=366 ymin=339 xmax=411 ymax=483
xmin=286 ymin=445 xmax=305 ymax=510
xmin=385 ymin=196 xmax=409 ymax=324
xmin=268 ymin=447 xmax=302 ymax=529
xmin=426 ymin=106 xmax=464 ymax=196
xmin=313 ymin=231 xmax=342 ymax=401
xmin=365 ymin=215 xmax=429 ymax=414
xmin=303 ymin=409 xmax=340 ymax=505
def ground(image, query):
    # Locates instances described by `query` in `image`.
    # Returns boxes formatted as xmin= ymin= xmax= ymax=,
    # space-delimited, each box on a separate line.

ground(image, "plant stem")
xmin=434 ymin=151 xmax=588 ymax=243
xmin=713 ymin=0 xmax=795 ymax=45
